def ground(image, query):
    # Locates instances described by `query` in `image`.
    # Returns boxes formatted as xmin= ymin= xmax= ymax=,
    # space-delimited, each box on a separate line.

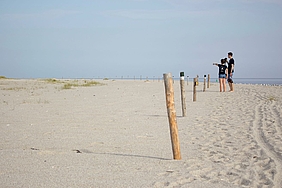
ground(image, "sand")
xmin=0 ymin=78 xmax=282 ymax=188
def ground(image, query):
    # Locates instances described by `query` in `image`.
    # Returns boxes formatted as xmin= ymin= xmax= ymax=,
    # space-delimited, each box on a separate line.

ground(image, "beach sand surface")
xmin=0 ymin=79 xmax=282 ymax=188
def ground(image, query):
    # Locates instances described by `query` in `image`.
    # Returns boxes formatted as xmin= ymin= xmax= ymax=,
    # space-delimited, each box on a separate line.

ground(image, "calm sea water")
xmin=95 ymin=77 xmax=282 ymax=85
xmin=209 ymin=78 xmax=282 ymax=85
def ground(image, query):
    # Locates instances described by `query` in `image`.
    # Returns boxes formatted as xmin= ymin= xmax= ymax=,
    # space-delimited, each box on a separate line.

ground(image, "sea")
xmin=208 ymin=78 xmax=282 ymax=85
xmin=97 ymin=77 xmax=282 ymax=86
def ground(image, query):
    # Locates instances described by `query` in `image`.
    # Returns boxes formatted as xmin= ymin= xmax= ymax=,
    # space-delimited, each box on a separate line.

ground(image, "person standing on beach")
xmin=227 ymin=52 xmax=235 ymax=92
xmin=213 ymin=59 xmax=228 ymax=92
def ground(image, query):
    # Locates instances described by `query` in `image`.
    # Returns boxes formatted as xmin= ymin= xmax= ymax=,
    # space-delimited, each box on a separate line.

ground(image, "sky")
xmin=0 ymin=0 xmax=282 ymax=79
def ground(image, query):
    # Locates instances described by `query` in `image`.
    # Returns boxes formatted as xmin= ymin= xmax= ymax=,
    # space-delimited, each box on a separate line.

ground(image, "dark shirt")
xmin=228 ymin=58 xmax=235 ymax=74
xmin=218 ymin=64 xmax=227 ymax=75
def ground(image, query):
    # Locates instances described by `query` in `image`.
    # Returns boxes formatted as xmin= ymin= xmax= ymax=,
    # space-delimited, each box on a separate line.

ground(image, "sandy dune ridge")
xmin=0 ymin=79 xmax=281 ymax=188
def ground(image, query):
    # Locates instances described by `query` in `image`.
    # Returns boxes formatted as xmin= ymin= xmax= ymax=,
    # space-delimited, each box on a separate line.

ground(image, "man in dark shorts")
xmin=227 ymin=52 xmax=235 ymax=92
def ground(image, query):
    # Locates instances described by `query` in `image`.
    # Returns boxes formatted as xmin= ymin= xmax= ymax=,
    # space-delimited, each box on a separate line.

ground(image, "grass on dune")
xmin=43 ymin=78 xmax=64 ymax=84
xmin=267 ymin=96 xmax=277 ymax=101
xmin=62 ymin=80 xmax=103 ymax=89
xmin=81 ymin=81 xmax=101 ymax=87
xmin=2 ymin=87 xmax=26 ymax=91
xmin=42 ymin=78 xmax=103 ymax=89
xmin=1 ymin=78 xmax=103 ymax=90
xmin=62 ymin=83 xmax=79 ymax=89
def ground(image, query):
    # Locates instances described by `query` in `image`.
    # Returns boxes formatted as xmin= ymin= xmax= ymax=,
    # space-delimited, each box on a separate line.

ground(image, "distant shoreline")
xmin=1 ymin=76 xmax=282 ymax=85
xmin=98 ymin=77 xmax=282 ymax=85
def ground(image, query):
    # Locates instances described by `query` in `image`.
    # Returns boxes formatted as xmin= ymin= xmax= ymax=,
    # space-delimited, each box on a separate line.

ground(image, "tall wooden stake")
xmin=207 ymin=74 xmax=210 ymax=88
xmin=193 ymin=78 xmax=197 ymax=102
xmin=163 ymin=73 xmax=181 ymax=160
xmin=180 ymin=72 xmax=187 ymax=117
xmin=203 ymin=75 xmax=206 ymax=92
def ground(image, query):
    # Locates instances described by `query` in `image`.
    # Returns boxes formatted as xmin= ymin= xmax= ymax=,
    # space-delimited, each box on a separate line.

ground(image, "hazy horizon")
xmin=1 ymin=0 xmax=282 ymax=79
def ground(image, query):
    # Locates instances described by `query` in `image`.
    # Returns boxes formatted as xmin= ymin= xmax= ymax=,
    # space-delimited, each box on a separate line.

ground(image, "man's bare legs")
xmin=228 ymin=81 xmax=234 ymax=92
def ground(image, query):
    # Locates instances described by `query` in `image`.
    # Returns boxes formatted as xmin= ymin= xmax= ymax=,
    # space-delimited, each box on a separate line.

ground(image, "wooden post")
xmin=207 ymin=74 xmax=210 ymax=88
xmin=203 ymin=75 xmax=206 ymax=92
xmin=163 ymin=73 xmax=181 ymax=160
xmin=187 ymin=76 xmax=189 ymax=85
xmin=180 ymin=72 xmax=187 ymax=117
xmin=193 ymin=78 xmax=197 ymax=102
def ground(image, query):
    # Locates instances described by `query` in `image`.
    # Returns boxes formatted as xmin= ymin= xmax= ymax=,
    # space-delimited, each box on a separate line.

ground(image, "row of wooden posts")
xmin=193 ymin=74 xmax=211 ymax=102
xmin=99 ymin=75 xmax=196 ymax=83
xmin=163 ymin=72 xmax=211 ymax=160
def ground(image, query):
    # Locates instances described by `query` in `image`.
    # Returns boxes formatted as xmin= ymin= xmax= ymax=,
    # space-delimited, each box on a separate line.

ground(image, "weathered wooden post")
xmin=163 ymin=73 xmax=181 ymax=160
xmin=180 ymin=72 xmax=187 ymax=117
xmin=207 ymin=74 xmax=210 ymax=88
xmin=187 ymin=76 xmax=189 ymax=85
xmin=193 ymin=78 xmax=197 ymax=102
xmin=203 ymin=75 xmax=206 ymax=92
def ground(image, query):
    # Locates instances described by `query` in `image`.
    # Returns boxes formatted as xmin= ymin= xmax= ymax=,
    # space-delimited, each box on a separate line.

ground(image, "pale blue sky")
xmin=1 ymin=0 xmax=281 ymax=79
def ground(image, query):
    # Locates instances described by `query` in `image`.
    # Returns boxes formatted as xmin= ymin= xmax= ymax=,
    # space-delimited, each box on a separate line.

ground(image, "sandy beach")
xmin=0 ymin=78 xmax=282 ymax=188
